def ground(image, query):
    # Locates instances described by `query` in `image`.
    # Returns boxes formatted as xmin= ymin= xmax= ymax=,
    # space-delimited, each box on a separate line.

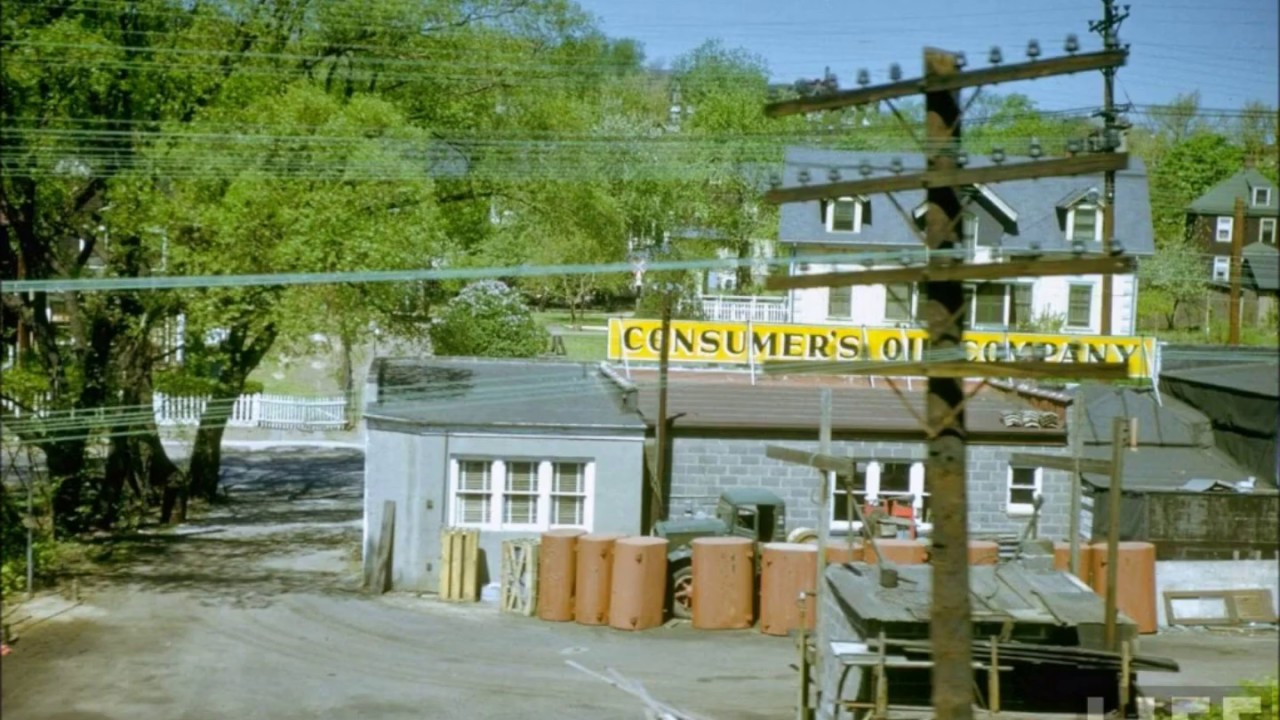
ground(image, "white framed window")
xmin=1066 ymin=283 xmax=1093 ymax=330
xmin=1068 ymin=205 xmax=1101 ymax=243
xmin=450 ymin=457 xmax=595 ymax=531
xmin=1253 ymin=187 xmax=1272 ymax=206
xmin=830 ymin=460 xmax=929 ymax=530
xmin=828 ymin=285 xmax=852 ymax=318
xmin=825 ymin=197 xmax=863 ymax=233
xmin=1007 ymin=466 xmax=1042 ymax=515
xmin=551 ymin=461 xmax=588 ymax=526
xmin=968 ymin=283 xmax=1034 ymax=328
xmin=884 ymin=283 xmax=916 ymax=323
xmin=1212 ymin=256 xmax=1230 ymax=283
xmin=1260 ymin=218 xmax=1276 ymax=245
xmin=1216 ymin=216 xmax=1234 ymax=243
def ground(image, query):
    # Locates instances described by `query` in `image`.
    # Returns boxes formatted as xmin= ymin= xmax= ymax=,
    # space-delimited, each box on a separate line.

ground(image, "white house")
xmin=775 ymin=148 xmax=1154 ymax=335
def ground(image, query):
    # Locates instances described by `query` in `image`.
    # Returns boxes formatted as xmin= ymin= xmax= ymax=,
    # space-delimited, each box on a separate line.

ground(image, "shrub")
xmin=429 ymin=280 xmax=548 ymax=357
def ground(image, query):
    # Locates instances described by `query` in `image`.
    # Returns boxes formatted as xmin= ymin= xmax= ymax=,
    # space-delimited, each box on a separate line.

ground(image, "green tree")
xmin=1137 ymin=235 xmax=1208 ymax=330
xmin=430 ymin=280 xmax=548 ymax=357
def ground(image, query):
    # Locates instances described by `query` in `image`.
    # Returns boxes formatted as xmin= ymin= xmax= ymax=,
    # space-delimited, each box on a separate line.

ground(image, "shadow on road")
xmin=74 ymin=447 xmax=366 ymax=607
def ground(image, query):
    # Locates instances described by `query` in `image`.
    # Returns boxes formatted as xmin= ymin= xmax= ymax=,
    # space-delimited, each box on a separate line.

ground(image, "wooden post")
xmin=652 ymin=293 xmax=673 ymax=525
xmin=923 ymin=47 xmax=973 ymax=720
xmin=370 ymin=500 xmax=395 ymax=594
xmin=988 ymin=636 xmax=1001 ymax=715
xmin=1103 ymin=417 xmax=1129 ymax=650
xmin=812 ymin=389 xmax=833 ymax=700
xmin=1068 ymin=390 xmax=1085 ymax=574
xmin=1228 ymin=196 xmax=1245 ymax=345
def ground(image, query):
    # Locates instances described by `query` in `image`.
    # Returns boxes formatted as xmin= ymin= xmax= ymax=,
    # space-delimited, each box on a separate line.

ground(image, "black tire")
xmin=670 ymin=564 xmax=693 ymax=619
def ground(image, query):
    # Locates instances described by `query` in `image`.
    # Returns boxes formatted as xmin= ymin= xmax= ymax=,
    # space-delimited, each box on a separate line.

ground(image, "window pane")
xmin=507 ymin=462 xmax=537 ymax=492
xmin=832 ymin=200 xmax=856 ymax=231
xmin=1010 ymin=487 xmax=1037 ymax=506
xmin=1068 ymin=285 xmax=1092 ymax=327
xmin=1072 ymin=207 xmax=1097 ymax=241
xmin=1009 ymin=467 xmax=1037 ymax=507
xmin=828 ymin=286 xmax=852 ymax=317
xmin=884 ymin=283 xmax=912 ymax=321
xmin=880 ymin=463 xmax=912 ymax=495
xmin=459 ymin=461 xmax=490 ymax=491
xmin=553 ymin=496 xmax=584 ymax=525
xmin=458 ymin=495 xmax=490 ymax=524
xmin=974 ymin=284 xmax=1006 ymax=326
xmin=1262 ymin=219 xmax=1276 ymax=244
xmin=1217 ymin=216 xmax=1233 ymax=241
xmin=505 ymin=495 xmax=537 ymax=524
xmin=553 ymin=463 xmax=584 ymax=494
xmin=1011 ymin=284 xmax=1032 ymax=326
xmin=833 ymin=465 xmax=868 ymax=522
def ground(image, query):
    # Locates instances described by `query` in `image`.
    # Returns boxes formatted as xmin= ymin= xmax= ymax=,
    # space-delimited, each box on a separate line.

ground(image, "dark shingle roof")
xmin=367 ymin=358 xmax=646 ymax=432
xmin=1242 ymin=242 xmax=1280 ymax=292
xmin=777 ymin=147 xmax=1155 ymax=255
xmin=1073 ymin=386 xmax=1210 ymax=446
xmin=1080 ymin=445 xmax=1256 ymax=490
xmin=1161 ymin=363 xmax=1280 ymax=400
xmin=1187 ymin=168 xmax=1280 ymax=217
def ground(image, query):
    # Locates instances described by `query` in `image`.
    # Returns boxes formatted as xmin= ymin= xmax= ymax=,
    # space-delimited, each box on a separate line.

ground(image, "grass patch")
xmin=555 ymin=332 xmax=607 ymax=362
xmin=532 ymin=310 xmax=622 ymax=329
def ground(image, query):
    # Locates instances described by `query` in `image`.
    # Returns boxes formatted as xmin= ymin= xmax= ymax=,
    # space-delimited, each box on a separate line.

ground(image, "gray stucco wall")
xmin=668 ymin=435 xmax=1071 ymax=540
xmin=364 ymin=422 xmax=644 ymax=593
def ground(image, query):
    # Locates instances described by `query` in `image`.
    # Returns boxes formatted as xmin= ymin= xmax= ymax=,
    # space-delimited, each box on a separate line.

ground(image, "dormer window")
xmin=1069 ymin=204 xmax=1101 ymax=243
xmin=1253 ymin=187 xmax=1272 ymax=206
xmin=825 ymin=197 xmax=864 ymax=233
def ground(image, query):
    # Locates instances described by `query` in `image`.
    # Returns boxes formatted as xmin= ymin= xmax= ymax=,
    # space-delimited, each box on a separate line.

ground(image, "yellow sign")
xmin=607 ymin=319 xmax=1157 ymax=378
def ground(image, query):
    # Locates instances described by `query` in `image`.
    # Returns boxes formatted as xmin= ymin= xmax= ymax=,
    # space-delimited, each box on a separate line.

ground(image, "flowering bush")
xmin=429 ymin=280 xmax=548 ymax=357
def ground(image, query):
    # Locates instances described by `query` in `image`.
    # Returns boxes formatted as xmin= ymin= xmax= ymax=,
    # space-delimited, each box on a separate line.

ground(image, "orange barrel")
xmin=967 ymin=540 xmax=1000 ymax=565
xmin=760 ymin=543 xmax=819 ymax=636
xmin=1054 ymin=541 xmax=1095 ymax=584
xmin=691 ymin=537 xmax=755 ymax=630
xmin=608 ymin=537 xmax=669 ymax=631
xmin=826 ymin=541 xmax=864 ymax=565
xmin=575 ymin=533 xmax=623 ymax=626
xmin=1088 ymin=541 xmax=1158 ymax=634
xmin=865 ymin=539 xmax=928 ymax=565
xmin=537 ymin=528 xmax=586 ymax=622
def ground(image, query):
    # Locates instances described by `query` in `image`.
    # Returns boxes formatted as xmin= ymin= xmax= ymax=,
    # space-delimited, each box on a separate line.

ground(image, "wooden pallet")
xmin=439 ymin=528 xmax=480 ymax=602
xmin=500 ymin=539 xmax=539 ymax=616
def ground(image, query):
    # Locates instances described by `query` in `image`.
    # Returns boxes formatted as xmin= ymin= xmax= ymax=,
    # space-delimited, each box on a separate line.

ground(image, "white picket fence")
xmin=696 ymin=294 xmax=791 ymax=323
xmin=152 ymin=392 xmax=349 ymax=430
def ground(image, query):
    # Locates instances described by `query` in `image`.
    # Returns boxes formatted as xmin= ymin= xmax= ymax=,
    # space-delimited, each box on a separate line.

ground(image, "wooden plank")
xmin=370 ymin=500 xmax=395 ymax=594
xmin=763 ymin=360 xmax=1131 ymax=381
xmin=1009 ymin=453 xmax=1113 ymax=475
xmin=439 ymin=529 xmax=456 ymax=600
xmin=1163 ymin=590 xmax=1237 ymax=626
xmin=765 ymin=444 xmax=859 ymax=476
xmin=764 ymin=154 xmax=1129 ymax=205
xmin=765 ymin=50 xmax=1127 ymax=117
xmin=462 ymin=529 xmax=479 ymax=602
xmin=766 ymin=256 xmax=1137 ymax=291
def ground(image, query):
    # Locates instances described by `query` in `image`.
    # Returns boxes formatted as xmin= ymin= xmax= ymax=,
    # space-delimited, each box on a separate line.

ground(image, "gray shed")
xmin=362 ymin=358 xmax=647 ymax=593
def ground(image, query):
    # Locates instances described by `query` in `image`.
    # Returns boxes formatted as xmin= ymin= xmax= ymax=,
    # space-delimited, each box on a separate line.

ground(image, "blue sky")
xmin=573 ymin=0 xmax=1279 ymax=112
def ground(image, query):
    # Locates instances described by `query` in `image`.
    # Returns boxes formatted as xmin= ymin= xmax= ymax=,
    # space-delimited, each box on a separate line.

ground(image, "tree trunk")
xmin=339 ymin=324 xmax=357 ymax=429
xmin=98 ymin=433 xmax=134 ymax=529
xmin=734 ymin=239 xmax=753 ymax=292
xmin=187 ymin=418 xmax=228 ymax=502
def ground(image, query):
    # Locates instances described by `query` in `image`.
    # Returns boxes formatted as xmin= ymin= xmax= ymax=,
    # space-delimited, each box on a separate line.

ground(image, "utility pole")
xmin=1228 ymin=197 xmax=1245 ymax=345
xmin=1067 ymin=387 xmax=1086 ymax=575
xmin=759 ymin=40 xmax=1131 ymax=720
xmin=1091 ymin=0 xmax=1129 ymax=336
xmin=922 ymin=48 xmax=973 ymax=720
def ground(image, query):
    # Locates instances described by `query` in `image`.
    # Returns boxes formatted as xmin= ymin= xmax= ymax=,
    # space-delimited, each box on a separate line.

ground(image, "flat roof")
xmin=366 ymin=357 xmax=646 ymax=432
xmin=620 ymin=367 xmax=1065 ymax=442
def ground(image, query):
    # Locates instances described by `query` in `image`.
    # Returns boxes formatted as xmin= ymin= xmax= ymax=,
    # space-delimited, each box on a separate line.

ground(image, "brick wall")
xmin=669 ymin=434 xmax=1071 ymax=540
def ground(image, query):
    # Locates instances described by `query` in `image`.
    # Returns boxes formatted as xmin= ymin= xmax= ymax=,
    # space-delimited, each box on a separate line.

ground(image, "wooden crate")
xmin=500 ymin=539 xmax=539 ymax=616
xmin=439 ymin=528 xmax=480 ymax=602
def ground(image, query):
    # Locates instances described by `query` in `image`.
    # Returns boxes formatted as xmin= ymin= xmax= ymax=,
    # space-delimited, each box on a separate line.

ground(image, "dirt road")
xmin=1 ymin=446 xmax=797 ymax=720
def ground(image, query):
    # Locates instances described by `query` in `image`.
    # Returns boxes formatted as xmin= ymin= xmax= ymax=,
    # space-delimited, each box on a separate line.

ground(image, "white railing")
xmin=4 ymin=391 xmax=348 ymax=432
xmin=153 ymin=392 xmax=348 ymax=430
xmin=697 ymin=295 xmax=791 ymax=323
